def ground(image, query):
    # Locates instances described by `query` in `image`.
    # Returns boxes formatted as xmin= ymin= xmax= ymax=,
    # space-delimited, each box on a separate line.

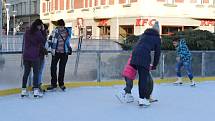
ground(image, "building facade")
xmin=5 ymin=0 xmax=40 ymax=33
xmin=40 ymin=0 xmax=215 ymax=39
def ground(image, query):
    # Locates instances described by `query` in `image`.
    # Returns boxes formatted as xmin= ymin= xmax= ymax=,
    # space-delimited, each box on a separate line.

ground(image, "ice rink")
xmin=0 ymin=81 xmax=215 ymax=121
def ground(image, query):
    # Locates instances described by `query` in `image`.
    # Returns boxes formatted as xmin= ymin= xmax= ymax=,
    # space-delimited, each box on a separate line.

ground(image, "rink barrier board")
xmin=0 ymin=77 xmax=215 ymax=96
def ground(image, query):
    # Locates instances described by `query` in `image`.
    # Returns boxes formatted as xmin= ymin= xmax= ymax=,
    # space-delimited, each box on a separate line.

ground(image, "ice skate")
xmin=173 ymin=77 xmax=183 ymax=85
xmin=138 ymin=98 xmax=151 ymax=107
xmin=59 ymin=85 xmax=66 ymax=91
xmin=33 ymin=88 xmax=43 ymax=98
xmin=190 ymin=80 xmax=196 ymax=87
xmin=21 ymin=88 xmax=29 ymax=98
xmin=125 ymin=93 xmax=134 ymax=103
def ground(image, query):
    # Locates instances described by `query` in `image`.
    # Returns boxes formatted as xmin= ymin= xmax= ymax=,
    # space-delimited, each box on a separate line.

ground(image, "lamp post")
xmin=5 ymin=3 xmax=11 ymax=51
xmin=12 ymin=10 xmax=17 ymax=35
xmin=0 ymin=0 xmax=2 ymax=50
xmin=5 ymin=3 xmax=11 ymax=36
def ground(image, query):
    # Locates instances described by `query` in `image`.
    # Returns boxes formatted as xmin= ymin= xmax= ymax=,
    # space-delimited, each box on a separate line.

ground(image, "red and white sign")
xmin=200 ymin=20 xmax=215 ymax=26
xmin=136 ymin=18 xmax=157 ymax=26
xmin=98 ymin=19 xmax=108 ymax=26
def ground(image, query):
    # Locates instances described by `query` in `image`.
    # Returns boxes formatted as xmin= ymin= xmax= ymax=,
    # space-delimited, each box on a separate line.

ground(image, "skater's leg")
xmin=38 ymin=58 xmax=45 ymax=85
xmin=58 ymin=54 xmax=68 ymax=87
xmin=22 ymin=60 xmax=31 ymax=88
xmin=183 ymin=61 xmax=194 ymax=80
xmin=176 ymin=61 xmax=183 ymax=78
xmin=137 ymin=67 xmax=150 ymax=99
xmin=124 ymin=77 xmax=133 ymax=94
xmin=174 ymin=61 xmax=183 ymax=84
xmin=32 ymin=60 xmax=40 ymax=88
xmin=183 ymin=61 xmax=196 ymax=86
xmin=50 ymin=53 xmax=60 ymax=87
xmin=147 ymin=73 xmax=154 ymax=98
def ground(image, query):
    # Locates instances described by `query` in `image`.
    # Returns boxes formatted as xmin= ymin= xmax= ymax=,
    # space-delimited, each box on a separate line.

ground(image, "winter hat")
xmin=152 ymin=21 xmax=160 ymax=34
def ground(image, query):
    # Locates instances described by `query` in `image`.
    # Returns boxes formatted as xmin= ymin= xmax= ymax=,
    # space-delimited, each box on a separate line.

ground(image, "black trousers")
xmin=22 ymin=59 xmax=40 ymax=88
xmin=134 ymin=66 xmax=153 ymax=99
xmin=124 ymin=77 xmax=133 ymax=94
xmin=51 ymin=53 xmax=68 ymax=87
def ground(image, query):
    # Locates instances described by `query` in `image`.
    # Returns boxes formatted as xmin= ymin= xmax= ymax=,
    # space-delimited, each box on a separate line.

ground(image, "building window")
xmin=84 ymin=0 xmax=89 ymax=8
xmin=42 ymin=2 xmax=46 ymax=13
xmin=74 ymin=0 xmax=84 ymax=9
xmin=33 ymin=1 xmax=37 ymax=14
xmin=95 ymin=0 xmax=101 ymax=6
xmin=90 ymin=0 xmax=93 ymax=7
xmin=66 ymin=0 xmax=70 ymax=10
xmin=119 ymin=0 xmax=126 ymax=4
xmin=175 ymin=0 xmax=184 ymax=3
xmin=162 ymin=26 xmax=182 ymax=35
xmin=131 ymin=0 xmax=137 ymax=2
xmin=166 ymin=0 xmax=175 ymax=4
xmin=109 ymin=0 xmax=114 ymax=5
xmin=50 ymin=0 xmax=54 ymax=11
xmin=60 ymin=0 xmax=64 ymax=10
xmin=194 ymin=0 xmax=209 ymax=4
xmin=71 ymin=0 xmax=74 ymax=10
xmin=82 ymin=0 xmax=93 ymax=8
xmin=101 ymin=0 xmax=106 ymax=5
xmin=55 ymin=0 xmax=59 ymax=10
xmin=209 ymin=0 xmax=215 ymax=5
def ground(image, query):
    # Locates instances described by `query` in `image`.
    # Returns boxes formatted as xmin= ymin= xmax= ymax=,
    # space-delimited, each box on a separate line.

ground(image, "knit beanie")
xmin=152 ymin=21 xmax=160 ymax=34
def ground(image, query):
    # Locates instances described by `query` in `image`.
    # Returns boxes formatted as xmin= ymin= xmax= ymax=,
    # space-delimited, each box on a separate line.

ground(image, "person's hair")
xmin=172 ymin=37 xmax=180 ymax=42
xmin=57 ymin=19 xmax=65 ymax=26
xmin=30 ymin=19 xmax=43 ymax=34
xmin=43 ymin=24 xmax=49 ymax=30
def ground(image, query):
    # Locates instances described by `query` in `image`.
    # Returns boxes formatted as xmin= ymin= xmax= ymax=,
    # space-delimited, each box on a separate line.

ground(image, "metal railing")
xmin=0 ymin=50 xmax=215 ymax=90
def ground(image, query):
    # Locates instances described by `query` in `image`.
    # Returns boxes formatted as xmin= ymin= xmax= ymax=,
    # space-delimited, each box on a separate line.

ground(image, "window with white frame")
xmin=71 ymin=0 xmax=74 ymax=10
xmin=84 ymin=0 xmax=90 ymax=8
xmin=105 ymin=0 xmax=109 ymax=5
xmin=197 ymin=0 xmax=203 ymax=4
xmin=126 ymin=0 xmax=131 ymax=4
xmin=209 ymin=0 xmax=215 ymax=5
xmin=166 ymin=0 xmax=175 ymax=4
xmin=94 ymin=0 xmax=101 ymax=6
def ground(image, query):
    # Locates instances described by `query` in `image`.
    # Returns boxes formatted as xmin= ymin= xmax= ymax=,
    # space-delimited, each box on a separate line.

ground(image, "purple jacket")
xmin=23 ymin=30 xmax=46 ymax=61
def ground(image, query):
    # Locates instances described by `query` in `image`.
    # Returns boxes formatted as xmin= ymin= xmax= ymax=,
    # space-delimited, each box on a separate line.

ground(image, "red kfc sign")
xmin=98 ymin=19 xmax=108 ymax=26
xmin=136 ymin=18 xmax=157 ymax=26
xmin=200 ymin=20 xmax=215 ymax=26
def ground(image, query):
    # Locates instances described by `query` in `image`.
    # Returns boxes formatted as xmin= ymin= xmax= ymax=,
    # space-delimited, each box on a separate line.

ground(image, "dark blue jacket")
xmin=130 ymin=28 xmax=161 ymax=70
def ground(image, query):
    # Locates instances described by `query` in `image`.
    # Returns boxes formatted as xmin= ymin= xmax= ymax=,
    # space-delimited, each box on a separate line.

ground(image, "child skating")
xmin=172 ymin=37 xmax=196 ymax=86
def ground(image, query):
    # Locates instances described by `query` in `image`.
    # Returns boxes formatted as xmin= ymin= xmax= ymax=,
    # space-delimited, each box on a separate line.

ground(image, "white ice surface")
xmin=0 ymin=81 xmax=215 ymax=121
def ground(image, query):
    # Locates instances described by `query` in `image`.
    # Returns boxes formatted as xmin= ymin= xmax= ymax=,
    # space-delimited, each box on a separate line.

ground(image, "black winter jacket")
xmin=130 ymin=28 xmax=161 ymax=70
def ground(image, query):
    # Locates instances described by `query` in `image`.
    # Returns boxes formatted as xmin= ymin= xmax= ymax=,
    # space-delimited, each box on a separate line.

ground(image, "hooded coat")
xmin=130 ymin=28 xmax=161 ymax=70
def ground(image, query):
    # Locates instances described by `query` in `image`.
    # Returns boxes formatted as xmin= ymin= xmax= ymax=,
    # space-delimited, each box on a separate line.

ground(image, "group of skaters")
xmin=21 ymin=19 xmax=196 ymax=107
xmin=21 ymin=19 xmax=72 ymax=97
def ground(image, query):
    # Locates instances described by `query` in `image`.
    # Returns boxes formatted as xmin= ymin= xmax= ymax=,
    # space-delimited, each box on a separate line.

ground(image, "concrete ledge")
xmin=0 ymin=77 xmax=215 ymax=96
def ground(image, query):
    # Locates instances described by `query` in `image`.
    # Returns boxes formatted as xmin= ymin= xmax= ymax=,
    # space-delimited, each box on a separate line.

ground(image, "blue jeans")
xmin=22 ymin=60 xmax=40 ymax=88
xmin=38 ymin=58 xmax=45 ymax=84
xmin=176 ymin=60 xmax=193 ymax=80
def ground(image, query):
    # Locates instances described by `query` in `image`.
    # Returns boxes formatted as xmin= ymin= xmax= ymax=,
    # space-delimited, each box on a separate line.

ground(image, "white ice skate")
xmin=21 ymin=88 xmax=29 ymax=97
xmin=173 ymin=77 xmax=183 ymax=85
xmin=125 ymin=93 xmax=134 ymax=103
xmin=33 ymin=88 xmax=43 ymax=98
xmin=190 ymin=81 xmax=196 ymax=87
xmin=138 ymin=98 xmax=151 ymax=107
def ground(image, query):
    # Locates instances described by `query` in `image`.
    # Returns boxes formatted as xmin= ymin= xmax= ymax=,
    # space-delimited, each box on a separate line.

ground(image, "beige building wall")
xmin=40 ymin=0 xmax=215 ymax=39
